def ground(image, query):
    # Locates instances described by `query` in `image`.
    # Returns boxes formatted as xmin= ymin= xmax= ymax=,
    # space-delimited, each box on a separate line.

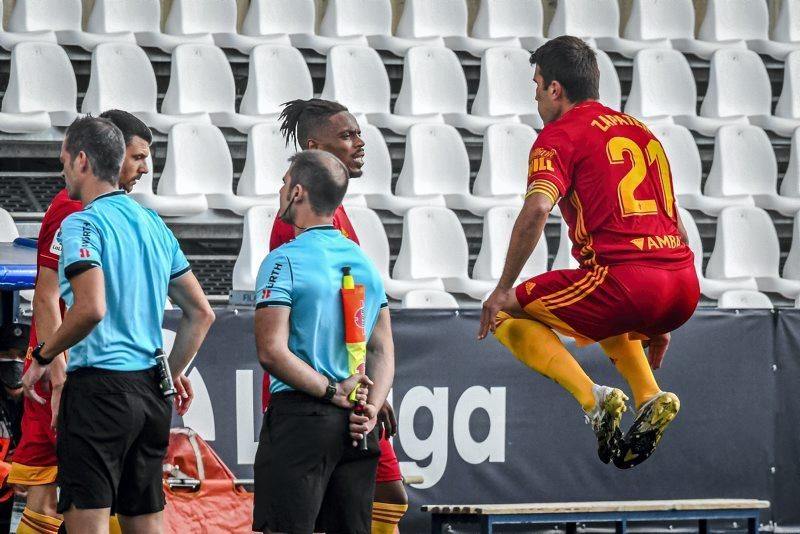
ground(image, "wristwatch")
xmin=31 ymin=342 xmax=53 ymax=366
xmin=322 ymin=377 xmax=337 ymax=402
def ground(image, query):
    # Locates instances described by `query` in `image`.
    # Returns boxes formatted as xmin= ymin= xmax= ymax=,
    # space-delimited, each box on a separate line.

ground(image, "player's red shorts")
xmin=262 ymin=373 xmax=403 ymax=483
xmin=515 ymin=263 xmax=699 ymax=345
xmin=8 ymin=352 xmax=58 ymax=486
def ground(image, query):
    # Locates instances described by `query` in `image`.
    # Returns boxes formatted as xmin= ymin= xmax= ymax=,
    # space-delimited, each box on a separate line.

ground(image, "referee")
xmin=23 ymin=116 xmax=215 ymax=533
xmin=253 ymin=150 xmax=395 ymax=534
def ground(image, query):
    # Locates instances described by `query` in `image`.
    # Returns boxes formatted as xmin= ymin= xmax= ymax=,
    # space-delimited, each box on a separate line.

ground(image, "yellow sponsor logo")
xmin=525 ymin=281 xmax=536 ymax=295
xmin=631 ymin=235 xmax=683 ymax=251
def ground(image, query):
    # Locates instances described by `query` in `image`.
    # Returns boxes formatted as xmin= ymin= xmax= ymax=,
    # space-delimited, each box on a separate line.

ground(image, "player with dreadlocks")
xmin=263 ymin=98 xmax=408 ymax=533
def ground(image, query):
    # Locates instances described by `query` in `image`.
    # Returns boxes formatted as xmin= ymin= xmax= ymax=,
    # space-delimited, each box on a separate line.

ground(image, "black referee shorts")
xmin=56 ymin=366 xmax=171 ymax=516
xmin=253 ymin=391 xmax=381 ymax=534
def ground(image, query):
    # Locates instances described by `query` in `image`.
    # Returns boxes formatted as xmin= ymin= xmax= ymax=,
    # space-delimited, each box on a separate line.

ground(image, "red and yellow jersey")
xmin=269 ymin=205 xmax=360 ymax=251
xmin=28 ymin=188 xmax=82 ymax=348
xmin=527 ymin=101 xmax=694 ymax=270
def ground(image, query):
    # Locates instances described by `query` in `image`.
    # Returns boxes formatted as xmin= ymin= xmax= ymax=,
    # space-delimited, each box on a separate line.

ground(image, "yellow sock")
xmin=495 ymin=312 xmax=596 ymax=411
xmin=372 ymin=502 xmax=408 ymax=533
xmin=600 ymin=334 xmax=660 ymax=409
xmin=109 ymin=514 xmax=122 ymax=534
xmin=17 ymin=507 xmax=61 ymax=534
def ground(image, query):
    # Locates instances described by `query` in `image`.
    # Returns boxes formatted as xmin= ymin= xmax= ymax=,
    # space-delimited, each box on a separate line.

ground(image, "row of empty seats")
xmin=1 ymin=0 xmax=798 ymax=60
xmin=2 ymin=38 xmax=798 ymax=137
xmin=1 ymin=200 xmax=796 ymax=308
xmin=230 ymin=204 xmax=800 ymax=306
xmin=122 ymin=118 xmax=800 ymax=222
xmin=129 ymin=121 xmax=533 ymax=217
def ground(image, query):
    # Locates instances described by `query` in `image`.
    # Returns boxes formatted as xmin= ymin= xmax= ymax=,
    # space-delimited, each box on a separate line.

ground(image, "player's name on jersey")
xmin=630 ymin=234 xmax=683 ymax=251
xmin=591 ymin=113 xmax=651 ymax=134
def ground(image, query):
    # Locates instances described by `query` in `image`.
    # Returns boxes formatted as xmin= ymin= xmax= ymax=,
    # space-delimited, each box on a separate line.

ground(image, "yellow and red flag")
xmin=341 ymin=266 xmax=366 ymax=403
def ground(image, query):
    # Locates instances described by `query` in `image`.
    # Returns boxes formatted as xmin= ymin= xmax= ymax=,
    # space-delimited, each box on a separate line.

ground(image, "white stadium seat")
xmin=232 ymin=206 xmax=277 ymax=292
xmin=401 ymin=289 xmax=459 ymax=309
xmin=469 ymin=206 xmax=549 ymax=300
xmin=367 ymin=0 xmax=455 ymax=57
xmin=625 ymin=0 xmax=746 ymax=60
xmin=547 ymin=0 xmax=670 ymax=58
xmin=317 ymin=0 xmax=415 ymax=55
xmin=397 ymin=124 xmax=518 ymax=216
xmin=0 ymin=208 xmax=19 ymax=241
xmin=129 ymin=154 xmax=207 ymax=217
xmin=393 ymin=0 xmax=523 ymax=57
xmin=717 ymin=290 xmax=774 ymax=309
xmin=394 ymin=46 xmax=514 ymax=135
xmin=247 ymin=0 xmax=366 ymax=55
xmin=393 ymin=206 xmax=488 ymax=299
xmin=158 ymin=0 xmax=291 ymax=54
xmin=473 ymin=123 xmax=536 ymax=203
xmin=82 ymin=42 xmax=211 ymax=133
xmin=698 ymin=0 xmax=799 ymax=61
xmin=313 ymin=0 xmax=442 ymax=57
xmin=129 ymin=0 xmax=214 ymax=52
xmin=345 ymin=206 xmax=444 ymax=300
xmin=552 ymin=218 xmax=579 ymax=270
xmin=472 ymin=0 xmax=546 ymax=51
xmin=472 ymin=47 xmax=542 ymax=130
xmin=0 ymin=0 xmax=56 ymax=50
xmin=678 ymin=207 xmax=757 ymax=299
xmin=343 ymin=125 xmax=444 ymax=215
xmin=781 ymin=214 xmax=800 ymax=284
xmin=158 ymin=124 xmax=268 ymax=216
xmin=773 ymin=0 xmax=800 ymax=48
xmin=320 ymin=46 xmax=400 ymax=127
xmin=0 ymin=42 xmax=77 ymax=129
xmin=780 ymin=129 xmax=800 ymax=201
xmin=323 ymin=45 xmax=444 ymax=134
xmin=705 ymin=125 xmax=800 ymax=216
xmin=8 ymin=0 xmax=135 ymax=51
xmin=161 ymin=44 xmax=261 ymax=132
xmin=625 ymin=49 xmax=697 ymax=126
xmin=650 ymin=124 xmax=752 ymax=216
xmin=236 ymin=123 xmax=294 ymax=203
xmin=752 ymin=50 xmax=800 ymax=137
xmin=239 ymin=45 xmax=314 ymax=122
xmin=706 ymin=206 xmax=800 ymax=298
xmin=675 ymin=49 xmax=764 ymax=136
xmin=596 ymin=49 xmax=622 ymax=112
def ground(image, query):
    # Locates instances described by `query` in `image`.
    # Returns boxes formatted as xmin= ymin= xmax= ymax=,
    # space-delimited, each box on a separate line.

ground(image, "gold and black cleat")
xmin=613 ymin=391 xmax=680 ymax=469
xmin=586 ymin=386 xmax=628 ymax=464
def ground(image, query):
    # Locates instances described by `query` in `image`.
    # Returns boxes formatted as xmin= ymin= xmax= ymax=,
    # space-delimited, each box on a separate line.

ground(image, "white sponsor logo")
xmin=50 ymin=230 xmax=62 ymax=256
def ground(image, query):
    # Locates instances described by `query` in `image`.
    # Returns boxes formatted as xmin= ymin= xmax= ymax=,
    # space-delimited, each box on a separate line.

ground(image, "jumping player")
xmin=265 ymin=99 xmax=408 ymax=532
xmin=479 ymin=37 xmax=700 ymax=469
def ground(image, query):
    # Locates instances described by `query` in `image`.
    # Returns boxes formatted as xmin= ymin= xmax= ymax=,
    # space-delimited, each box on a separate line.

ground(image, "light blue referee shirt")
xmin=57 ymin=190 xmax=191 ymax=372
xmin=255 ymin=225 xmax=388 ymax=394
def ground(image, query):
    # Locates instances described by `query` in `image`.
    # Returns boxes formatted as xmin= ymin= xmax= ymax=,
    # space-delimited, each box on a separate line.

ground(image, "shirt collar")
xmin=86 ymin=189 xmax=125 ymax=208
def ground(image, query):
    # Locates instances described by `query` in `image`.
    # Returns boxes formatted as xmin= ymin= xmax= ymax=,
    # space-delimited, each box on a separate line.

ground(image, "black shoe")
xmin=585 ymin=385 xmax=628 ymax=464
xmin=613 ymin=391 xmax=680 ymax=469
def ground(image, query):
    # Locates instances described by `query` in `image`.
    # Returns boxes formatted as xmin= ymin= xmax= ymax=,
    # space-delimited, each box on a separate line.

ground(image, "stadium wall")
xmin=164 ymin=308 xmax=799 ymax=532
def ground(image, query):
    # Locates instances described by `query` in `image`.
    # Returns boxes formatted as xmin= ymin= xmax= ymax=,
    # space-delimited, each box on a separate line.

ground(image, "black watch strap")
xmin=32 ymin=342 xmax=52 ymax=366
xmin=322 ymin=377 xmax=337 ymax=402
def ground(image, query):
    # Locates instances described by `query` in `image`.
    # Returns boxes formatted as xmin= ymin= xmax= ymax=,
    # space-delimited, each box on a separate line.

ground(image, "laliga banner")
xmin=164 ymin=309 xmax=794 ymax=531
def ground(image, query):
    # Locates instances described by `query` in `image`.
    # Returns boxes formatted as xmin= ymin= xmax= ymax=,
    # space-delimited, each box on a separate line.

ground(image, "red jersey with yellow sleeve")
xmin=526 ymin=101 xmax=694 ymax=270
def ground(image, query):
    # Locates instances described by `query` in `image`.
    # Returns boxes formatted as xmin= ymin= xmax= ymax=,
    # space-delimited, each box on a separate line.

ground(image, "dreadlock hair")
xmin=278 ymin=98 xmax=349 ymax=149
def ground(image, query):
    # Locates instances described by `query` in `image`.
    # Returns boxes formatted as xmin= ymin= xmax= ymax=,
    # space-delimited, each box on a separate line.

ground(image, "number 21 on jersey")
xmin=606 ymin=136 xmax=675 ymax=218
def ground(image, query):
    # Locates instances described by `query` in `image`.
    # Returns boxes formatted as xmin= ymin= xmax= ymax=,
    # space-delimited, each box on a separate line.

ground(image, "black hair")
xmin=64 ymin=116 xmax=125 ymax=185
xmin=279 ymin=98 xmax=349 ymax=149
xmin=287 ymin=150 xmax=349 ymax=216
xmin=99 ymin=109 xmax=153 ymax=146
xmin=529 ymin=36 xmax=600 ymax=103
